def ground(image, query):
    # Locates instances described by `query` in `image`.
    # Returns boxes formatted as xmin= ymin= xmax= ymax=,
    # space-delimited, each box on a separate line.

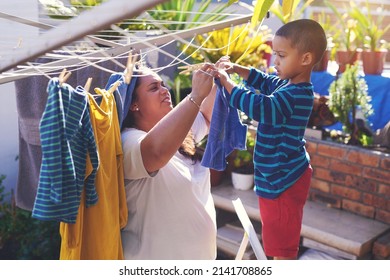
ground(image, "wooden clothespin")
xmin=84 ymin=77 xmax=93 ymax=92
xmin=59 ymin=68 xmax=71 ymax=86
xmin=125 ymin=52 xmax=138 ymax=84
xmin=108 ymin=80 xmax=121 ymax=95
xmin=177 ymin=63 xmax=204 ymax=75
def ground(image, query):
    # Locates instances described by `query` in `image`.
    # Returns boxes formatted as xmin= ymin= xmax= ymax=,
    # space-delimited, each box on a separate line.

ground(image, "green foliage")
xmin=270 ymin=0 xmax=314 ymax=24
xmin=39 ymin=0 xmax=79 ymax=19
xmin=328 ymin=64 xmax=374 ymax=145
xmin=148 ymin=0 xmax=236 ymax=31
xmin=325 ymin=0 xmax=362 ymax=52
xmin=183 ymin=24 xmax=272 ymax=67
xmin=168 ymin=73 xmax=192 ymax=106
xmin=348 ymin=0 xmax=389 ymax=51
xmin=0 ymin=176 xmax=60 ymax=260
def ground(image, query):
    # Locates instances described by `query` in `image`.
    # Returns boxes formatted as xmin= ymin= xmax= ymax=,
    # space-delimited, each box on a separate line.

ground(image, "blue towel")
xmin=201 ymin=80 xmax=248 ymax=171
xmin=105 ymin=73 xmax=138 ymax=129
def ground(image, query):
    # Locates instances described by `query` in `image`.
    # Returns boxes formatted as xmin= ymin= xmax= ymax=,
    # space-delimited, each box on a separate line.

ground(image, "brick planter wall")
xmin=306 ymin=138 xmax=390 ymax=225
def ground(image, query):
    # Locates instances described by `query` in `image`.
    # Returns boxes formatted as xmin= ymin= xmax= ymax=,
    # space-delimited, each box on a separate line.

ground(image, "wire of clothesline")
xmin=109 ymin=24 xmax=206 ymax=72
xmin=0 ymin=10 xmax=253 ymax=83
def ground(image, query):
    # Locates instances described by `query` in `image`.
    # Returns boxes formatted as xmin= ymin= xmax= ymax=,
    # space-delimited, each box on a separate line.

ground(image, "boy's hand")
xmin=215 ymin=56 xmax=235 ymax=75
xmin=215 ymin=68 xmax=236 ymax=94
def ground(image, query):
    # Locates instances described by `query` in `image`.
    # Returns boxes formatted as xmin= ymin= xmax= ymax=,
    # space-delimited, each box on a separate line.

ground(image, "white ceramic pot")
xmin=231 ymin=172 xmax=254 ymax=191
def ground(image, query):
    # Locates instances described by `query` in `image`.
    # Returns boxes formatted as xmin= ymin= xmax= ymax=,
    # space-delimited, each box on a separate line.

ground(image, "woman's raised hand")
xmin=191 ymin=63 xmax=217 ymax=100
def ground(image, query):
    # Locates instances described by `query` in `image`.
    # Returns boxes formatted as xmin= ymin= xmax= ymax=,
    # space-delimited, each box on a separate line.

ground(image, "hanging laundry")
xmin=32 ymin=78 xmax=99 ymax=223
xmin=14 ymin=64 xmax=49 ymax=211
xmin=201 ymin=79 xmax=248 ymax=171
xmin=60 ymin=87 xmax=128 ymax=260
xmin=104 ymin=72 xmax=138 ymax=129
xmin=14 ymin=57 xmax=126 ymax=211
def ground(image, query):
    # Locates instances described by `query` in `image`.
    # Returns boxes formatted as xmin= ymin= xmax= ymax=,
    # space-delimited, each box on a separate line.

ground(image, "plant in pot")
xmin=230 ymin=130 xmax=255 ymax=191
xmin=325 ymin=0 xmax=362 ymax=74
xmin=269 ymin=0 xmax=315 ymax=24
xmin=328 ymin=64 xmax=374 ymax=146
xmin=348 ymin=0 xmax=389 ymax=75
xmin=310 ymin=11 xmax=337 ymax=72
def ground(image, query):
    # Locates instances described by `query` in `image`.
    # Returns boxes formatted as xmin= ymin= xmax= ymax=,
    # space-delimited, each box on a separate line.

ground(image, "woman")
xmin=120 ymin=63 xmax=218 ymax=259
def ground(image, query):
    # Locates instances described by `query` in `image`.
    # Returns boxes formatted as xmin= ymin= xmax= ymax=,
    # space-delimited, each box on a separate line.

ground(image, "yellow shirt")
xmin=60 ymin=88 xmax=128 ymax=260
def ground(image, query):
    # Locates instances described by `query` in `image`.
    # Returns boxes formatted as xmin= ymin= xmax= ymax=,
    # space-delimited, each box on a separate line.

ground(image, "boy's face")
xmin=272 ymin=35 xmax=308 ymax=83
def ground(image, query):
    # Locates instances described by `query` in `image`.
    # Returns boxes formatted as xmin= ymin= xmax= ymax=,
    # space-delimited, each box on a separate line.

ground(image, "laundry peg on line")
xmin=84 ymin=77 xmax=93 ymax=92
xmin=177 ymin=63 xmax=204 ymax=75
xmin=108 ymin=80 xmax=121 ymax=95
xmin=124 ymin=51 xmax=137 ymax=84
xmin=59 ymin=68 xmax=71 ymax=86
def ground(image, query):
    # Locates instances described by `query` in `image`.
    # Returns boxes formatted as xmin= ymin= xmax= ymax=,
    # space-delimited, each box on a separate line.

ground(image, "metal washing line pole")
xmin=0 ymin=0 xmax=168 ymax=74
xmin=0 ymin=10 xmax=252 ymax=84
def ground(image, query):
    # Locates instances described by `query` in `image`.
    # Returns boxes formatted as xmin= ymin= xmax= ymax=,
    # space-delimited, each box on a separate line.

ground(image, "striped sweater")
xmin=229 ymin=68 xmax=314 ymax=199
xmin=32 ymin=78 xmax=99 ymax=223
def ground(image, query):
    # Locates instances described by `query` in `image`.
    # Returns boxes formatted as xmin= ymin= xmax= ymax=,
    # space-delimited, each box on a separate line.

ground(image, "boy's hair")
xmin=275 ymin=19 xmax=327 ymax=64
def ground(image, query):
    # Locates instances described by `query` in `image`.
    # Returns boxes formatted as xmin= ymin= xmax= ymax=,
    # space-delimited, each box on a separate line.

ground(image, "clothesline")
xmin=0 ymin=0 xmax=255 ymax=84
xmin=0 ymin=15 xmax=253 ymax=84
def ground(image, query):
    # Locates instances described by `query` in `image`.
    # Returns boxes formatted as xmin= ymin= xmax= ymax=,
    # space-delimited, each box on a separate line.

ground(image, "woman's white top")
xmin=121 ymin=113 xmax=217 ymax=260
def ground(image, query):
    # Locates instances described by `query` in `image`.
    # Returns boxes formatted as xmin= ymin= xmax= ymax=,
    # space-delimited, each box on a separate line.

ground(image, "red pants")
xmin=258 ymin=165 xmax=312 ymax=258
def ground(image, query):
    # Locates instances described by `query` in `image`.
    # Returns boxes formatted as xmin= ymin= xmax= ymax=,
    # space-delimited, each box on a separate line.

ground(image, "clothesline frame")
xmin=0 ymin=0 xmax=168 ymax=74
xmin=0 ymin=0 xmax=252 ymax=85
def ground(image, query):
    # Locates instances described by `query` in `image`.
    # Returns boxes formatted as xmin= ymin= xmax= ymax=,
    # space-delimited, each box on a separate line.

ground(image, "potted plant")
xmin=325 ymin=0 xmax=362 ymax=74
xmin=269 ymin=0 xmax=315 ymax=24
xmin=348 ymin=0 xmax=389 ymax=75
xmin=328 ymin=64 xmax=374 ymax=146
xmin=310 ymin=11 xmax=337 ymax=72
xmin=230 ymin=130 xmax=255 ymax=191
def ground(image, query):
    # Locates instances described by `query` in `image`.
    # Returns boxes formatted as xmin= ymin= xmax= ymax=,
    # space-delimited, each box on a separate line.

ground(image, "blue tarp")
xmin=311 ymin=71 xmax=390 ymax=131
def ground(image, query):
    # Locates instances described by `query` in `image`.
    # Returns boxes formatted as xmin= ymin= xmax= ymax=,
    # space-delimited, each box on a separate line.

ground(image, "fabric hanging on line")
xmin=32 ymin=78 xmax=99 ymax=223
xmin=59 ymin=87 xmax=128 ymax=260
xmin=201 ymin=79 xmax=248 ymax=171
xmin=104 ymin=72 xmax=138 ymax=129
xmin=14 ymin=56 xmax=126 ymax=211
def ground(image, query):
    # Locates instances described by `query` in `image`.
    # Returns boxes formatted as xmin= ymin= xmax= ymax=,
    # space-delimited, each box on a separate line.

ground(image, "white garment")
xmin=121 ymin=113 xmax=217 ymax=260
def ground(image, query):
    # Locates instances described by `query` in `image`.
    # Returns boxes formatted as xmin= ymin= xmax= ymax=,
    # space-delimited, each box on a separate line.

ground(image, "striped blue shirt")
xmin=32 ymin=78 xmax=99 ymax=223
xmin=230 ymin=68 xmax=313 ymax=199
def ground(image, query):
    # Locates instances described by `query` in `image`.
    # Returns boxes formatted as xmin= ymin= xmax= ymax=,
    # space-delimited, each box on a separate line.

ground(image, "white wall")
xmin=0 ymin=0 xmax=39 ymax=193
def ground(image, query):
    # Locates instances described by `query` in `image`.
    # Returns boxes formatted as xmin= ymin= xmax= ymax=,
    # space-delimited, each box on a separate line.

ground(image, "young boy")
xmin=215 ymin=19 xmax=327 ymax=259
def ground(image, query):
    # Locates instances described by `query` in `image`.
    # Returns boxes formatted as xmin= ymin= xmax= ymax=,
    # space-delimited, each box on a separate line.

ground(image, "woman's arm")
xmin=141 ymin=65 xmax=215 ymax=173
xmin=199 ymin=83 xmax=217 ymax=128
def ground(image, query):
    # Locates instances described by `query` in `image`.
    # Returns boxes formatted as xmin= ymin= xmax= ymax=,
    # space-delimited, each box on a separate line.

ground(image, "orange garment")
xmin=60 ymin=88 xmax=128 ymax=260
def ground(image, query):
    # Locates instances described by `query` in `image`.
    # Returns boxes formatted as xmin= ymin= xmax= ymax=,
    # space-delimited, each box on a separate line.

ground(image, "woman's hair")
xmin=275 ymin=19 xmax=327 ymax=65
xmin=122 ymin=67 xmax=200 ymax=162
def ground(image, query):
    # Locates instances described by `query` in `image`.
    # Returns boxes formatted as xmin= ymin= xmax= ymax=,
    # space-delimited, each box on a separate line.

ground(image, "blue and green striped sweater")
xmin=230 ymin=68 xmax=313 ymax=199
xmin=32 ymin=78 xmax=99 ymax=223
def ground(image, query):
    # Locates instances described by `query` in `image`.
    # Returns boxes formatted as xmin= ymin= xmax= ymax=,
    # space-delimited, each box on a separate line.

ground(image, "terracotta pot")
xmin=210 ymin=169 xmax=224 ymax=187
xmin=336 ymin=50 xmax=360 ymax=73
xmin=313 ymin=50 xmax=330 ymax=72
xmin=361 ymin=50 xmax=388 ymax=75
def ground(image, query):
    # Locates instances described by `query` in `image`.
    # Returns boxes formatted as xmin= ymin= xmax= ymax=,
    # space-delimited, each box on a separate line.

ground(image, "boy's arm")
xmin=231 ymin=64 xmax=251 ymax=81
xmin=215 ymin=57 xmax=251 ymax=81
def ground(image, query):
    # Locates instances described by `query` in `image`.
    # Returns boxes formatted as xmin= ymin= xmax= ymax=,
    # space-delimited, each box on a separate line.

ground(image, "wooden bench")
xmin=212 ymin=181 xmax=390 ymax=259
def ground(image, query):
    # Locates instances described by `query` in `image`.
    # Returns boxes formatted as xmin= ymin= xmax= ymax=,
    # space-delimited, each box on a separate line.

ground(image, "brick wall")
xmin=306 ymin=138 xmax=390 ymax=225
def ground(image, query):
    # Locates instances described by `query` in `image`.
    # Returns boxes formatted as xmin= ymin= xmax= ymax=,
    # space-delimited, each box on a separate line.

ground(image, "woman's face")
xmin=134 ymin=71 xmax=173 ymax=124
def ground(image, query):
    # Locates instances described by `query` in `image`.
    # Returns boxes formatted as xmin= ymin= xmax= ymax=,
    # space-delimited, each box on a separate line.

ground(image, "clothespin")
xmin=59 ymin=68 xmax=71 ymax=86
xmin=124 ymin=52 xmax=137 ymax=84
xmin=108 ymin=80 xmax=121 ymax=95
xmin=177 ymin=63 xmax=204 ymax=75
xmin=84 ymin=77 xmax=93 ymax=92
